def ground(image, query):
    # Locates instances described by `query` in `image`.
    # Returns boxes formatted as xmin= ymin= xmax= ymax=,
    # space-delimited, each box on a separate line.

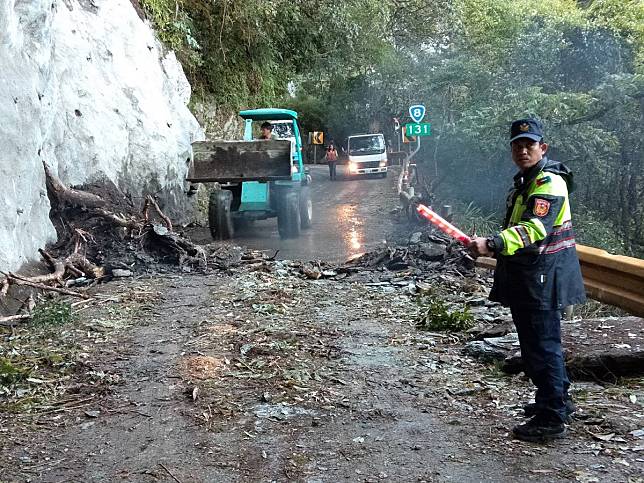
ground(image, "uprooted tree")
xmin=0 ymin=162 xmax=206 ymax=321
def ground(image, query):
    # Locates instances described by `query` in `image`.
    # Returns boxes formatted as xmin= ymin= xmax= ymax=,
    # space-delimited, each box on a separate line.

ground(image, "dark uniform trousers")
xmin=511 ymin=307 xmax=570 ymax=423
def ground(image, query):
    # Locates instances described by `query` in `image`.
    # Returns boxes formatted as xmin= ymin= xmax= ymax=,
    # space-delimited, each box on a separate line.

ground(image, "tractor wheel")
xmin=299 ymin=186 xmax=313 ymax=229
xmin=379 ymin=171 xmax=388 ymax=179
xmin=277 ymin=190 xmax=301 ymax=239
xmin=208 ymin=190 xmax=234 ymax=240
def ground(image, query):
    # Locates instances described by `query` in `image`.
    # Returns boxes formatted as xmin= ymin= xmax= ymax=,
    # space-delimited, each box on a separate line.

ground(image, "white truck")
xmin=345 ymin=133 xmax=388 ymax=177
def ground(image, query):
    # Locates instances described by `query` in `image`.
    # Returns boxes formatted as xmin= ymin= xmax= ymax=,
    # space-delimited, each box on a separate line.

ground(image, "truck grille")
xmin=357 ymin=161 xmax=381 ymax=169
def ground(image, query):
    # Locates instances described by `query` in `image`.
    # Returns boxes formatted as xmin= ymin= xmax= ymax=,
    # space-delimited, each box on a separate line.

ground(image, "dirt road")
xmin=190 ymin=165 xmax=403 ymax=262
xmin=1 ymin=164 xmax=643 ymax=482
xmin=2 ymin=264 xmax=643 ymax=482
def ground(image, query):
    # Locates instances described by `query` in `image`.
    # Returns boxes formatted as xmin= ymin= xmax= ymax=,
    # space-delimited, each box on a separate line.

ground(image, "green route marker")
xmin=405 ymin=123 xmax=431 ymax=137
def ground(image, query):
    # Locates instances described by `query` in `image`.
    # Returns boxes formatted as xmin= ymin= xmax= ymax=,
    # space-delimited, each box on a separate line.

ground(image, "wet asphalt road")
xmin=192 ymin=164 xmax=402 ymax=262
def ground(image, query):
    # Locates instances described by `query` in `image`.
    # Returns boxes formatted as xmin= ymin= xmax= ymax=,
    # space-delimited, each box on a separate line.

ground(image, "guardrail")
xmin=475 ymin=245 xmax=644 ymax=317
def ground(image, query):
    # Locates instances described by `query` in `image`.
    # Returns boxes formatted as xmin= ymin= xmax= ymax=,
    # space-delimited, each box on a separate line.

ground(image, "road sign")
xmin=311 ymin=131 xmax=324 ymax=145
xmin=405 ymin=123 xmax=431 ymax=137
xmin=401 ymin=130 xmax=416 ymax=144
xmin=409 ymin=105 xmax=426 ymax=123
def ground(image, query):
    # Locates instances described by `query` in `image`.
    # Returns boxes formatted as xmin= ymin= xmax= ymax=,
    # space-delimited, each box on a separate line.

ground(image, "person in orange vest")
xmin=325 ymin=142 xmax=338 ymax=180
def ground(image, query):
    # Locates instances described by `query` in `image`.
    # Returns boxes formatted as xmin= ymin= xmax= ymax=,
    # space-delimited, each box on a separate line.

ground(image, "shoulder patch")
xmin=533 ymin=198 xmax=551 ymax=217
xmin=536 ymin=176 xmax=551 ymax=186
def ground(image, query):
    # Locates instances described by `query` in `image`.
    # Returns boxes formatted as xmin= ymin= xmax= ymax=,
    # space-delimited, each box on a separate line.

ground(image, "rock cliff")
xmin=0 ymin=0 xmax=203 ymax=271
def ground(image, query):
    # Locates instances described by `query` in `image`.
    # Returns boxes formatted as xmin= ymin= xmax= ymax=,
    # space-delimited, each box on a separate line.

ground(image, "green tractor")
xmin=188 ymin=109 xmax=312 ymax=240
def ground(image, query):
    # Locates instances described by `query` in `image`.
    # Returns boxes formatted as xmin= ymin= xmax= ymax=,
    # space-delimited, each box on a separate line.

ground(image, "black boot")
xmin=524 ymin=398 xmax=576 ymax=420
xmin=513 ymin=414 xmax=566 ymax=442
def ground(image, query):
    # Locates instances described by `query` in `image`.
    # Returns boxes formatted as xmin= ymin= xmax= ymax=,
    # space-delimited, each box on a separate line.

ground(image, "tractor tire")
xmin=299 ymin=186 xmax=313 ymax=229
xmin=208 ymin=190 xmax=234 ymax=240
xmin=380 ymin=171 xmax=388 ymax=178
xmin=277 ymin=190 xmax=301 ymax=239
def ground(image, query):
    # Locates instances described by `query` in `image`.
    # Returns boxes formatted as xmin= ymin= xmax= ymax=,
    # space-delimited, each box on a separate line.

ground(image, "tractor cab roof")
xmin=239 ymin=108 xmax=298 ymax=121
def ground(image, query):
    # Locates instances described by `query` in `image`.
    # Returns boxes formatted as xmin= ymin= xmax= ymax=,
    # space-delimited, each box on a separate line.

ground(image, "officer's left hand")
xmin=468 ymin=237 xmax=492 ymax=258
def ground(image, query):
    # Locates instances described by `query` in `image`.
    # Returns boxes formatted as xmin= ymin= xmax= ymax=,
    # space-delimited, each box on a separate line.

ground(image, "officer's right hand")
xmin=468 ymin=237 xmax=491 ymax=258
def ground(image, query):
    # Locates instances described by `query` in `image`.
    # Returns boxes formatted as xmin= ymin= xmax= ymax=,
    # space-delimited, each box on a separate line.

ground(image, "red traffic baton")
xmin=416 ymin=204 xmax=472 ymax=246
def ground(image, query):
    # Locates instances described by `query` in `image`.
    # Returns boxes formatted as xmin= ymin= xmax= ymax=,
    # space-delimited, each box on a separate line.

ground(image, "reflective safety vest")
xmin=489 ymin=157 xmax=586 ymax=310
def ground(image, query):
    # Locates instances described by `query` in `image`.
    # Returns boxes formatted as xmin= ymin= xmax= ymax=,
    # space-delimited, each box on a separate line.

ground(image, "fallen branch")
xmin=158 ymin=463 xmax=183 ymax=483
xmin=64 ymin=263 xmax=85 ymax=278
xmin=29 ymin=252 xmax=65 ymax=285
xmin=7 ymin=274 xmax=89 ymax=298
xmin=0 ymin=314 xmax=30 ymax=326
xmin=92 ymin=208 xmax=140 ymax=231
xmin=65 ymin=253 xmax=104 ymax=279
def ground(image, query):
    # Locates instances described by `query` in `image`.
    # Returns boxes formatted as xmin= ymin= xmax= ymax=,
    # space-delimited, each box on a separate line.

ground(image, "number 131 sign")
xmin=405 ymin=123 xmax=431 ymax=136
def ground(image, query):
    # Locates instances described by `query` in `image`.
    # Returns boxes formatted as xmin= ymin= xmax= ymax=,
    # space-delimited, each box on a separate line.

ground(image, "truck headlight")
xmin=379 ymin=160 xmax=387 ymax=167
xmin=349 ymin=162 xmax=357 ymax=172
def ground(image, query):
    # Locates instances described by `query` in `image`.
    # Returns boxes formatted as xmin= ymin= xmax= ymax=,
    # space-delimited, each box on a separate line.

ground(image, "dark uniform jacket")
xmin=489 ymin=157 xmax=586 ymax=310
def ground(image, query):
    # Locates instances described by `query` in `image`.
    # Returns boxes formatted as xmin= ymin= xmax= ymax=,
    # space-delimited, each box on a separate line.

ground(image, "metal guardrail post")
xmin=397 ymin=137 xmax=421 ymax=196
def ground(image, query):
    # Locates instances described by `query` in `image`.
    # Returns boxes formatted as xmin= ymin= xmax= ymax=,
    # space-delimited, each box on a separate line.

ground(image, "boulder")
xmin=0 ymin=0 xmax=204 ymax=272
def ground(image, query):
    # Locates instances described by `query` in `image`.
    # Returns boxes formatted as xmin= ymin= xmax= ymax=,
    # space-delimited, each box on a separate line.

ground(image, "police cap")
xmin=510 ymin=118 xmax=544 ymax=143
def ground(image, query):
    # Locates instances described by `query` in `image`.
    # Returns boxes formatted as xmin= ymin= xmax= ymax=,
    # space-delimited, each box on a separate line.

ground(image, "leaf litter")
xmin=0 ymin=242 xmax=642 ymax=481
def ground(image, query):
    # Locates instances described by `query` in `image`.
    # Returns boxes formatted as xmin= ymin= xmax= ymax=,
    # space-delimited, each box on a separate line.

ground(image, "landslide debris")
xmin=0 ymin=162 xmax=278 ymax=325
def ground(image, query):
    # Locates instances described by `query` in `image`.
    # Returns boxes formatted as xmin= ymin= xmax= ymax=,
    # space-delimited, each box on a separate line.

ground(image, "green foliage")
xmin=31 ymin=300 xmax=74 ymax=326
xmin=415 ymin=296 xmax=474 ymax=332
xmin=0 ymin=357 xmax=30 ymax=386
xmin=139 ymin=0 xmax=642 ymax=253
xmin=452 ymin=202 xmax=500 ymax=238
xmin=139 ymin=0 xmax=202 ymax=68
xmin=588 ymin=0 xmax=644 ymax=73
xmin=140 ymin=0 xmax=394 ymax=109
xmin=573 ymin=206 xmax=636 ymax=256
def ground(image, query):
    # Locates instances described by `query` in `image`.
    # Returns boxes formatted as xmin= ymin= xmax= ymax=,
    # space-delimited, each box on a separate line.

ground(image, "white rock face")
xmin=0 ymin=0 xmax=204 ymax=271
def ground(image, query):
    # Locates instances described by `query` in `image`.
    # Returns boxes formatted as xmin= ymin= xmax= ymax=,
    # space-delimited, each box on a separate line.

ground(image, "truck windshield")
xmin=348 ymin=136 xmax=385 ymax=156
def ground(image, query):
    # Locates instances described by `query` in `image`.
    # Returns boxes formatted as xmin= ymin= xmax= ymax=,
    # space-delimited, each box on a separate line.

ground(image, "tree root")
xmin=143 ymin=195 xmax=173 ymax=231
xmin=65 ymin=253 xmax=104 ymax=279
xmin=1 ymin=160 xmax=204 ymax=315
xmin=43 ymin=161 xmax=106 ymax=208
xmin=3 ymin=272 xmax=89 ymax=298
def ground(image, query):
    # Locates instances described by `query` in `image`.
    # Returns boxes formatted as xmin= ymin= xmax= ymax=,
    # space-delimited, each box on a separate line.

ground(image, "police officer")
xmin=469 ymin=118 xmax=586 ymax=442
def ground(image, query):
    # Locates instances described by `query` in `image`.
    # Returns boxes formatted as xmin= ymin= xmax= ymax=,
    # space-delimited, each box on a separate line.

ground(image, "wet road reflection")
xmin=192 ymin=165 xmax=400 ymax=262
xmin=338 ymin=204 xmax=364 ymax=253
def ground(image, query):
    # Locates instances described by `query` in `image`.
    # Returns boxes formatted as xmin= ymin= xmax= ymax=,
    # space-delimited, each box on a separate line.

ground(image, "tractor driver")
xmin=258 ymin=122 xmax=276 ymax=140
